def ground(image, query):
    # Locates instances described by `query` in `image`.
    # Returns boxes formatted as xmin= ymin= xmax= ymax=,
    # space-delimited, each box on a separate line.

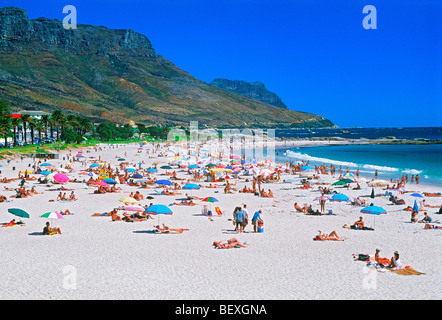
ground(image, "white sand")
xmin=0 ymin=142 xmax=441 ymax=300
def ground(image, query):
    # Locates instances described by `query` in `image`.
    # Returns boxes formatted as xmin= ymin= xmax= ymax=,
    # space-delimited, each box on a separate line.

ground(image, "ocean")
xmin=274 ymin=127 xmax=442 ymax=187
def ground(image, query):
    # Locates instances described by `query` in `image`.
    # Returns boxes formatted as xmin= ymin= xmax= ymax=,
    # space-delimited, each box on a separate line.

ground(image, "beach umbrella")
xmin=146 ymin=204 xmax=173 ymax=225
xmin=371 ymin=188 xmax=375 ymax=199
xmin=301 ymin=165 xmax=314 ymax=171
xmin=205 ymin=163 xmax=216 ymax=168
xmin=132 ymin=173 xmax=143 ymax=179
xmin=183 ymin=183 xmax=200 ymax=190
xmin=90 ymin=163 xmax=100 ymax=168
xmin=40 ymin=163 xmax=53 ymax=167
xmin=202 ymin=197 xmax=218 ymax=203
xmin=156 ymin=179 xmax=173 ymax=186
xmin=332 ymin=180 xmax=349 ymax=186
xmin=160 ymin=165 xmax=172 ymax=170
xmin=123 ymin=205 xmax=144 ymax=212
xmin=119 ymin=197 xmax=137 ymax=204
xmin=8 ymin=208 xmax=30 ymax=219
xmin=331 ymin=194 xmax=349 ymax=202
xmin=53 ymin=173 xmax=69 ymax=184
xmin=188 ymin=164 xmax=199 ymax=169
xmin=40 ymin=171 xmax=51 ymax=175
xmin=126 ymin=167 xmax=136 ymax=172
xmin=118 ymin=158 xmax=125 ymax=161
xmin=20 ymin=170 xmax=32 ymax=174
xmin=410 ymin=193 xmax=424 ymax=198
xmin=361 ymin=205 xmax=387 ymax=229
xmin=94 ymin=181 xmax=109 ymax=187
xmin=413 ymin=200 xmax=419 ymax=213
xmin=103 ymin=178 xmax=117 ymax=184
xmin=343 ymin=173 xmax=355 ymax=178
xmin=41 ymin=211 xmax=64 ymax=220
xmin=147 ymin=168 xmax=158 ymax=173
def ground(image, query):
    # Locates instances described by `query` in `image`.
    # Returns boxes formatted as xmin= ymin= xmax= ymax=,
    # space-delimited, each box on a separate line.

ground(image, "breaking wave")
xmin=284 ymin=150 xmax=422 ymax=175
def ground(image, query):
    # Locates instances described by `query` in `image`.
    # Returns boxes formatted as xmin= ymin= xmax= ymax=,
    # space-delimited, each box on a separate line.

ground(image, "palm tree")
xmin=0 ymin=100 xmax=11 ymax=147
xmin=27 ymin=117 xmax=36 ymax=145
xmin=20 ymin=114 xmax=31 ymax=146
xmin=51 ymin=110 xmax=65 ymax=141
xmin=35 ymin=119 xmax=45 ymax=144
xmin=0 ymin=116 xmax=11 ymax=147
xmin=11 ymin=117 xmax=21 ymax=147
xmin=40 ymin=114 xmax=50 ymax=141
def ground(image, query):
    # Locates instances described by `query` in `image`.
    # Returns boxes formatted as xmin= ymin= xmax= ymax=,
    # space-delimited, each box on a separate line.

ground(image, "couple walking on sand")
xmin=233 ymin=204 xmax=263 ymax=233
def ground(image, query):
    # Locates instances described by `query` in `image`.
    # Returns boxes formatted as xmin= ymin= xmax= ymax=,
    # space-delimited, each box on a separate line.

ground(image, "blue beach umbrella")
xmin=331 ymin=194 xmax=349 ymax=202
xmin=132 ymin=173 xmax=143 ymax=179
xmin=40 ymin=163 xmax=53 ymax=167
xmin=413 ymin=200 xmax=419 ymax=213
xmin=188 ymin=164 xmax=199 ymax=169
xmin=183 ymin=183 xmax=200 ymax=190
xmin=361 ymin=205 xmax=387 ymax=229
xmin=156 ymin=179 xmax=173 ymax=186
xmin=40 ymin=171 xmax=51 ymax=175
xmin=301 ymin=165 xmax=314 ymax=171
xmin=103 ymin=178 xmax=117 ymax=184
xmin=126 ymin=167 xmax=136 ymax=172
xmin=410 ymin=193 xmax=424 ymax=198
xmin=146 ymin=204 xmax=173 ymax=225
xmin=90 ymin=163 xmax=100 ymax=168
xmin=147 ymin=168 xmax=158 ymax=173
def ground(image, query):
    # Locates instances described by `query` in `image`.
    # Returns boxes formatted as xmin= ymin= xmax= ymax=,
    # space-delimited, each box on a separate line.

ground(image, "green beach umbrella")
xmin=8 ymin=208 xmax=30 ymax=219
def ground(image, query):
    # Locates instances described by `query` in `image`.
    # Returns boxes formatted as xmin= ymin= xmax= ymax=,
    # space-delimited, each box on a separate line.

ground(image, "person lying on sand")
xmin=424 ymin=224 xmax=441 ymax=230
xmin=162 ymin=189 xmax=181 ymax=196
xmin=185 ymin=193 xmax=202 ymax=200
xmin=173 ymin=200 xmax=196 ymax=206
xmin=213 ymin=238 xmax=247 ymax=249
xmin=0 ymin=194 xmax=7 ymax=202
xmin=154 ymin=224 xmax=189 ymax=234
xmin=1 ymin=219 xmax=16 ymax=227
xmin=314 ymin=230 xmax=344 ymax=241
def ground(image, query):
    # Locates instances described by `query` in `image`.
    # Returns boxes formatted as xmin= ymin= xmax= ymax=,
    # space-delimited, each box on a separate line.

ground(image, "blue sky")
xmin=4 ymin=0 xmax=441 ymax=128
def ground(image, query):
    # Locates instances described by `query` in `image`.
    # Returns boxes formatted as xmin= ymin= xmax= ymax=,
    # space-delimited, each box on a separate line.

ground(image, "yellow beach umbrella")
xmin=20 ymin=170 xmax=33 ymax=174
xmin=119 ymin=197 xmax=137 ymax=204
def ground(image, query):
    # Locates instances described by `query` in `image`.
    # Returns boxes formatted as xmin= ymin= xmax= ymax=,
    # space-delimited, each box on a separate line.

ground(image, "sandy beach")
xmin=0 ymin=141 xmax=441 ymax=300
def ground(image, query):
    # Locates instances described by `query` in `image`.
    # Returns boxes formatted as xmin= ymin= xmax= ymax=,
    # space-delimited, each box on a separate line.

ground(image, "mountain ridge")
xmin=0 ymin=6 xmax=335 ymax=129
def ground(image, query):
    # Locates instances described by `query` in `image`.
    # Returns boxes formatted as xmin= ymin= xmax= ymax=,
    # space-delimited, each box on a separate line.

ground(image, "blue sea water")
xmin=274 ymin=127 xmax=442 ymax=187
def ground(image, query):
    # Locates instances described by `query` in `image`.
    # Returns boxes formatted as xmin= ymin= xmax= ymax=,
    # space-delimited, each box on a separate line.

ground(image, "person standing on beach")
xmin=234 ymin=208 xmax=245 ymax=233
xmin=319 ymin=195 xmax=326 ymax=213
xmin=242 ymin=204 xmax=249 ymax=231
xmin=252 ymin=210 xmax=262 ymax=233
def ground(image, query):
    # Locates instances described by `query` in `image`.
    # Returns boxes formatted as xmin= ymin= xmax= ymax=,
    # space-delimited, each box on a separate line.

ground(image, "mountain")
xmin=0 ymin=6 xmax=335 ymax=129
xmin=210 ymin=79 xmax=288 ymax=109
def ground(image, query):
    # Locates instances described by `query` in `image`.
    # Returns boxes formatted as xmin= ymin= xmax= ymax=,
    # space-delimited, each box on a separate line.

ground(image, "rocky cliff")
xmin=0 ymin=7 xmax=335 ymax=129
xmin=210 ymin=78 xmax=288 ymax=109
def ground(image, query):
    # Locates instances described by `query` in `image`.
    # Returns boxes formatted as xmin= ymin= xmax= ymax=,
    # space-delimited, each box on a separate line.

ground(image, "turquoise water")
xmin=277 ymin=144 xmax=442 ymax=187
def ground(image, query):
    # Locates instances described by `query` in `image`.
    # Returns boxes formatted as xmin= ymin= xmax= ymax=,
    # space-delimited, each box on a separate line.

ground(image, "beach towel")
xmin=215 ymin=207 xmax=223 ymax=216
xmin=391 ymin=267 xmax=425 ymax=276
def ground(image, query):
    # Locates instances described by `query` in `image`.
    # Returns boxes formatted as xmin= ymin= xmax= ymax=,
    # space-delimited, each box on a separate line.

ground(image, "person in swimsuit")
xmin=213 ymin=238 xmax=247 ymax=249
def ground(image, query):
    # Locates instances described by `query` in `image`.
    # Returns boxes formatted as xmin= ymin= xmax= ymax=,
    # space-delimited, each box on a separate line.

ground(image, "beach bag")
xmin=358 ymin=254 xmax=370 ymax=261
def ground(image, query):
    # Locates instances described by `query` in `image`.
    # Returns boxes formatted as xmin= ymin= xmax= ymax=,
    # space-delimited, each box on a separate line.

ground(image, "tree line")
xmin=0 ymin=99 xmax=171 ymax=147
